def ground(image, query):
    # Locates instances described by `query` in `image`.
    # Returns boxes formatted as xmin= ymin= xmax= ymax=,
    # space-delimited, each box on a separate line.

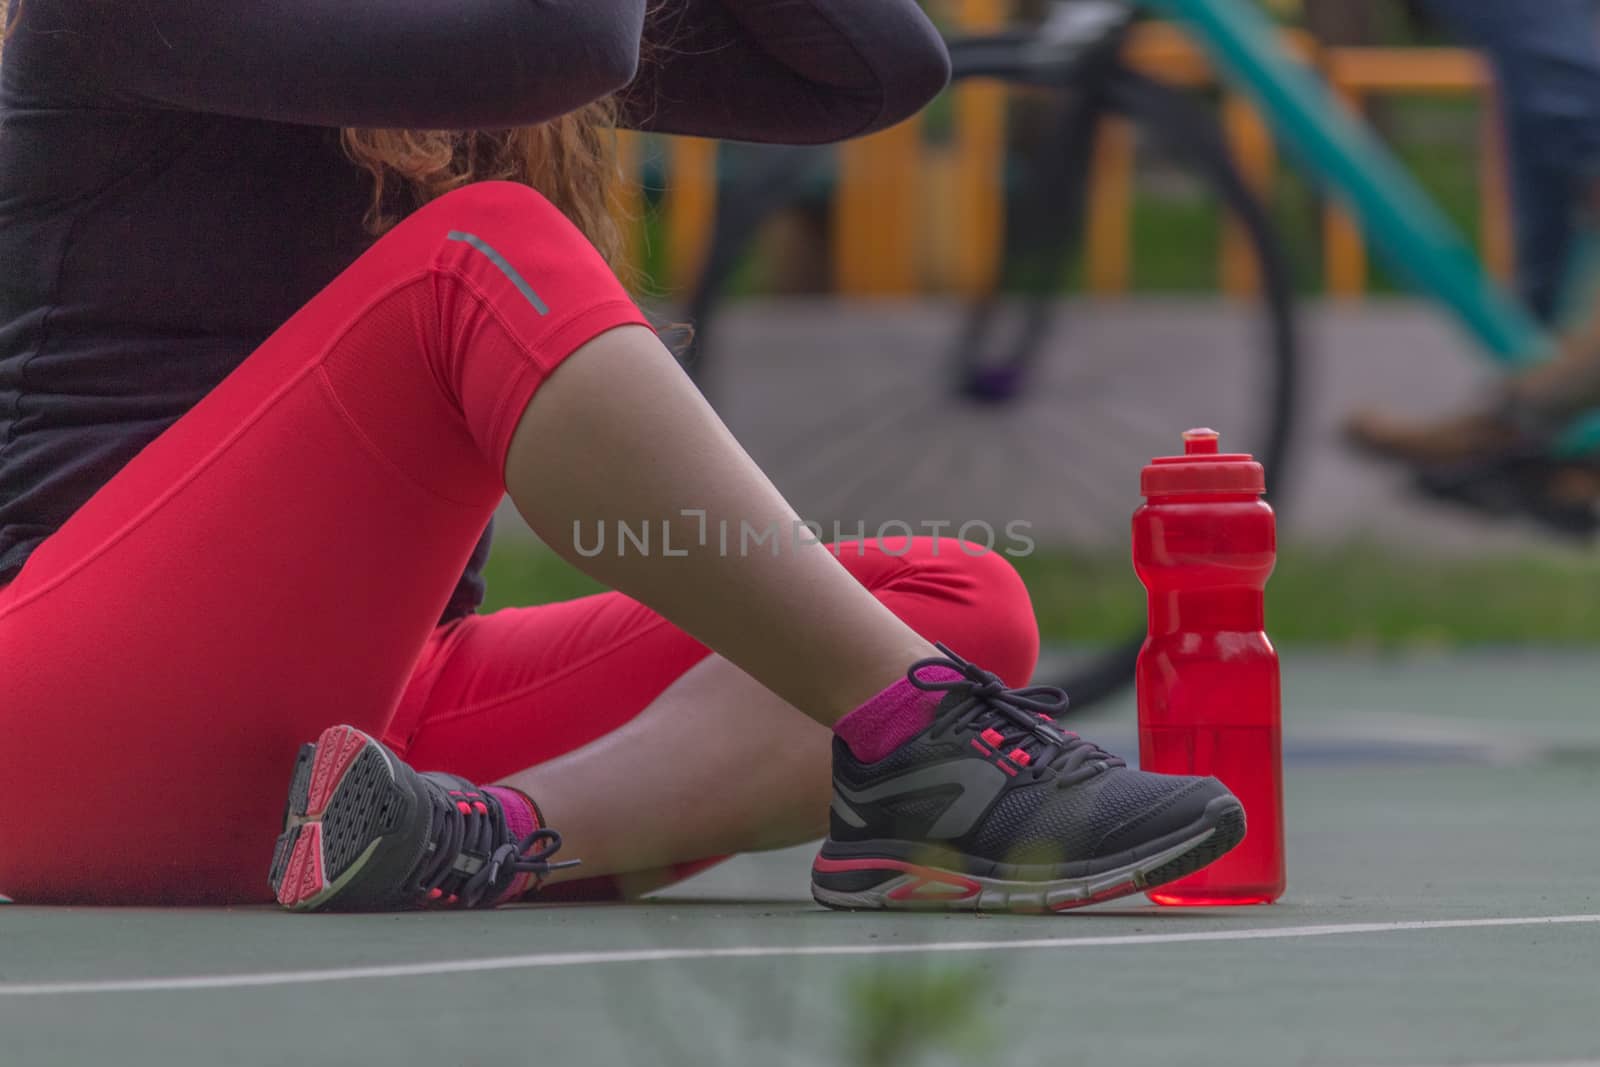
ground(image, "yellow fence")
xmin=626 ymin=8 xmax=1510 ymax=299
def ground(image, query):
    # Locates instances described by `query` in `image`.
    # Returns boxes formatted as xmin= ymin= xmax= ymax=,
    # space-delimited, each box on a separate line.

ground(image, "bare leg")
xmin=505 ymin=325 xmax=936 ymax=724
xmin=500 ymin=654 xmax=834 ymax=884
xmin=395 ymin=536 xmax=1039 ymax=898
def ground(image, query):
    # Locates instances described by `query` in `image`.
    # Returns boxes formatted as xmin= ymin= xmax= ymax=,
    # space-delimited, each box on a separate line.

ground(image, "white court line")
xmin=3 ymin=913 xmax=1599 ymax=997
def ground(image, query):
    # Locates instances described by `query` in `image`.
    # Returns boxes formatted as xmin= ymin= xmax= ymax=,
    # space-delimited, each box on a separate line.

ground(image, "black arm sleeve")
xmin=13 ymin=0 xmax=646 ymax=129
xmin=13 ymin=0 xmax=946 ymax=144
xmin=624 ymin=0 xmax=951 ymax=143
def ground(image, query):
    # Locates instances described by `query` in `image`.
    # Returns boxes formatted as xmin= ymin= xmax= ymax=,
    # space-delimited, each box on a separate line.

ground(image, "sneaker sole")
xmin=810 ymin=794 xmax=1246 ymax=914
xmin=268 ymin=726 xmax=412 ymax=911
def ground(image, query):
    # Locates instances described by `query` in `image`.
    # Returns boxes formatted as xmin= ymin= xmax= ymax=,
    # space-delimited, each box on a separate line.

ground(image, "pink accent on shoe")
xmin=276 ymin=824 xmax=327 ymax=908
xmin=485 ymin=786 xmax=543 ymax=903
xmin=833 ymin=666 xmax=963 ymax=763
xmin=811 ymin=856 xmax=982 ymax=902
xmin=306 ymin=726 xmax=370 ymax=817
xmin=1049 ymin=878 xmax=1138 ymax=911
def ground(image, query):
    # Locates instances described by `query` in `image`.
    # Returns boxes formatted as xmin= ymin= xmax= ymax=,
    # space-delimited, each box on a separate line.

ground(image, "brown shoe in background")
xmin=1545 ymin=462 xmax=1600 ymax=509
xmin=1341 ymin=406 xmax=1521 ymax=466
xmin=1344 ymin=398 xmax=1600 ymax=539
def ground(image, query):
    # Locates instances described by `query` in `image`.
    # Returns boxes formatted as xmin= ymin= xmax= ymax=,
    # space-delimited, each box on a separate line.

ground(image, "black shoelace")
xmin=913 ymin=642 xmax=1125 ymax=785
xmin=413 ymin=783 xmax=579 ymax=908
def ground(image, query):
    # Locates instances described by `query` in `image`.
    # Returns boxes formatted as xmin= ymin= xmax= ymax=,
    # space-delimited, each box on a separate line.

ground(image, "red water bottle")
xmin=1133 ymin=428 xmax=1285 ymax=905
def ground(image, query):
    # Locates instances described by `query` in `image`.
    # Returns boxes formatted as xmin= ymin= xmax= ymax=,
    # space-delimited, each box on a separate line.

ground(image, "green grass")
xmin=1118 ymin=95 xmax=1486 ymax=298
xmin=1366 ymin=97 xmax=1486 ymax=296
xmin=1130 ymin=177 xmax=1222 ymax=292
xmin=483 ymin=540 xmax=1600 ymax=649
xmin=1019 ymin=545 xmax=1600 ymax=648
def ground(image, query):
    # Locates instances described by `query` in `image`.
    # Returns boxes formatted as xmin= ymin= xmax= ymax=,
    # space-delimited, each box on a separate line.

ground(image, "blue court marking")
xmin=447 ymin=231 xmax=549 ymax=315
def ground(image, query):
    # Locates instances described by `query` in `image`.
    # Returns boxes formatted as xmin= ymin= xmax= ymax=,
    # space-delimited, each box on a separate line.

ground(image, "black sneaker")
xmin=813 ymin=645 xmax=1246 ymax=913
xmin=269 ymin=725 xmax=576 ymax=911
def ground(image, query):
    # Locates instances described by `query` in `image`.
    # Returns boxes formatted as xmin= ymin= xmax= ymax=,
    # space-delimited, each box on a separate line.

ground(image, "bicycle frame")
xmin=946 ymin=0 xmax=1133 ymax=83
xmin=1141 ymin=0 xmax=1600 ymax=456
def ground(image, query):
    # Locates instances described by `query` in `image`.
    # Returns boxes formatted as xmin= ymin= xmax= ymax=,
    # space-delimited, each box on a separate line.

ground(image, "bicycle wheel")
xmin=952 ymin=66 xmax=1299 ymax=708
xmin=680 ymin=63 xmax=1299 ymax=714
xmin=679 ymin=144 xmax=835 ymax=400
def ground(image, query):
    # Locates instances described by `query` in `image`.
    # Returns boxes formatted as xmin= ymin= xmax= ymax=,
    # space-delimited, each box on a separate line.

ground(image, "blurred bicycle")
xmin=677 ymin=0 xmax=1300 ymax=711
xmin=673 ymin=0 xmax=1571 ymax=707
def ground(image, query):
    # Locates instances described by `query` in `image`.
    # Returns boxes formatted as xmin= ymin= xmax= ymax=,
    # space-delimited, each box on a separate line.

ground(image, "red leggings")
xmin=0 ymin=183 xmax=1039 ymax=905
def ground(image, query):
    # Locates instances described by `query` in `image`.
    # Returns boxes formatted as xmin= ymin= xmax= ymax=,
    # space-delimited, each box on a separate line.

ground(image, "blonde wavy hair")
xmin=2 ymin=3 xmax=625 ymax=266
xmin=341 ymin=110 xmax=624 ymax=265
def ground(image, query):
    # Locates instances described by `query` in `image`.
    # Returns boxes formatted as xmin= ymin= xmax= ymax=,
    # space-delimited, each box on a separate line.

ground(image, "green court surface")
xmin=4 ymin=652 xmax=1599 ymax=1067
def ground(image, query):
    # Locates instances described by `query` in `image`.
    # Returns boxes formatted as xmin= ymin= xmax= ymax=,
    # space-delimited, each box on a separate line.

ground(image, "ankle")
xmin=484 ymin=785 xmax=544 ymax=902
xmin=833 ymin=666 xmax=961 ymax=762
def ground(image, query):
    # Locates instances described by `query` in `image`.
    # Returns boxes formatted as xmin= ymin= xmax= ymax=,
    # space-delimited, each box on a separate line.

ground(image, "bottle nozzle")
xmin=1143 ymin=427 xmax=1262 ymax=496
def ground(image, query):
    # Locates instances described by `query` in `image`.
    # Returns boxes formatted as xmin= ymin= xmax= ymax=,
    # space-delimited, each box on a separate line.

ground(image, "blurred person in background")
xmin=1347 ymin=0 xmax=1600 ymax=521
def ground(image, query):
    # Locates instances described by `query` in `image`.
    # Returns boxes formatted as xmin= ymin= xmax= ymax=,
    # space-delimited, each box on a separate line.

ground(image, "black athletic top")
xmin=0 ymin=0 xmax=949 ymax=617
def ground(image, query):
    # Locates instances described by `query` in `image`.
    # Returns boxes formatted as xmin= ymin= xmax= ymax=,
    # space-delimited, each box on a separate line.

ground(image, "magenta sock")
xmin=485 ymin=786 xmax=542 ymax=903
xmin=486 ymin=786 xmax=539 ymax=839
xmin=833 ymin=666 xmax=962 ymax=762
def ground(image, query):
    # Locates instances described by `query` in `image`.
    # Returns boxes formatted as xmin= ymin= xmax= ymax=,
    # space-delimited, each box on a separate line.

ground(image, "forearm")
xmin=13 ymin=0 xmax=948 ymax=142
xmin=625 ymin=0 xmax=950 ymax=143
xmin=12 ymin=0 xmax=645 ymax=128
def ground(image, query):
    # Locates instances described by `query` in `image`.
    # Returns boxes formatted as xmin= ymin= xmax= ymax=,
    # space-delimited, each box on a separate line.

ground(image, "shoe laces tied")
xmin=912 ymin=642 xmax=1125 ymax=784
xmin=414 ymin=784 xmax=580 ymax=908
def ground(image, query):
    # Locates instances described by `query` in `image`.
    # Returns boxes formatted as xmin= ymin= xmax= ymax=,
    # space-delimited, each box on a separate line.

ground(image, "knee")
xmin=849 ymin=538 xmax=1040 ymax=686
xmin=935 ymin=545 xmax=1039 ymax=686
xmin=312 ymin=178 xmax=637 ymax=505
xmin=407 ymin=179 xmax=629 ymax=325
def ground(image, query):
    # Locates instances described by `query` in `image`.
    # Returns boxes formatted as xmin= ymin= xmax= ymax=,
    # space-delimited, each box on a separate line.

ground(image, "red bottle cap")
xmin=1141 ymin=428 xmax=1265 ymax=497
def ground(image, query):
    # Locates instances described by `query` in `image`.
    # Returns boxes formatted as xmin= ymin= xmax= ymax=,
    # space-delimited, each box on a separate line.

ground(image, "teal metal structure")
xmin=1143 ymin=0 xmax=1600 ymax=452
